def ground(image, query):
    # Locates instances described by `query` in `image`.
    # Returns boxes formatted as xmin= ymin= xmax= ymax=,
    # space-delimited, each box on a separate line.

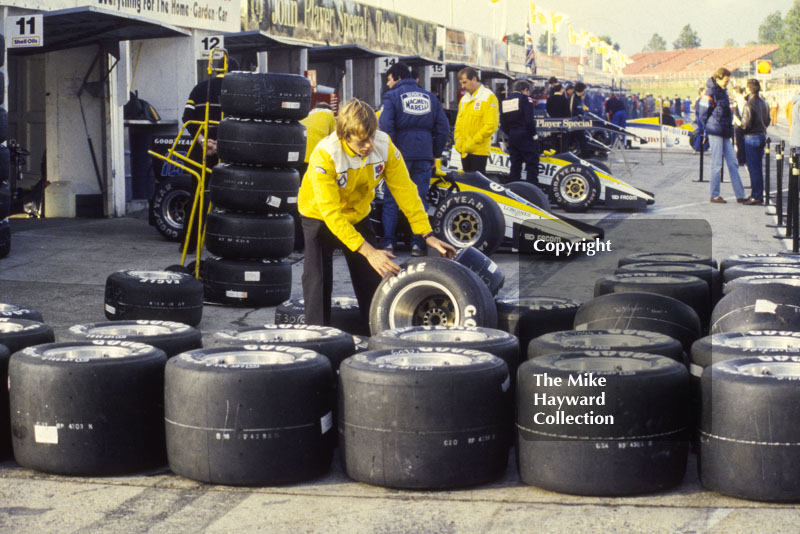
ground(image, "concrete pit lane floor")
xmin=1 ymin=139 xmax=799 ymax=534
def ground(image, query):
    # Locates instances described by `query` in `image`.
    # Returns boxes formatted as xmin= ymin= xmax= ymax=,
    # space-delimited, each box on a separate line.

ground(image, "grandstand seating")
xmin=624 ymin=45 xmax=779 ymax=77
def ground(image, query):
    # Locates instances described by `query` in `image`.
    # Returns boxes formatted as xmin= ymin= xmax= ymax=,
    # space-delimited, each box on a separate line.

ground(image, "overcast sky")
xmin=360 ymin=0 xmax=795 ymax=55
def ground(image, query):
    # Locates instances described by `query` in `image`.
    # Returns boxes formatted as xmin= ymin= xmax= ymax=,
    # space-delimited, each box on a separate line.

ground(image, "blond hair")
xmin=336 ymin=99 xmax=378 ymax=140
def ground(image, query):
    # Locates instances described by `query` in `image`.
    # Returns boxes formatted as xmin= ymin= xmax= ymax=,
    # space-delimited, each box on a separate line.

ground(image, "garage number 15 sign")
xmin=7 ymin=14 xmax=44 ymax=48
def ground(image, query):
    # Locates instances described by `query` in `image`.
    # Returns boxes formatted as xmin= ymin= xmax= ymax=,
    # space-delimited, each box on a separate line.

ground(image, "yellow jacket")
xmin=300 ymin=108 xmax=336 ymax=163
xmin=298 ymin=131 xmax=433 ymax=251
xmin=454 ymin=85 xmax=499 ymax=157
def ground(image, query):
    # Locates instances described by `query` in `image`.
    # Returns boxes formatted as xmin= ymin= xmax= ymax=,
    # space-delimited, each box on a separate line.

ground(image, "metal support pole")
xmin=777 ymin=148 xmax=795 ymax=239
xmin=769 ymin=143 xmax=785 ymax=228
xmin=695 ymin=135 xmax=704 ymax=182
xmin=794 ymin=152 xmax=800 ymax=253
xmin=765 ymin=138 xmax=772 ymax=209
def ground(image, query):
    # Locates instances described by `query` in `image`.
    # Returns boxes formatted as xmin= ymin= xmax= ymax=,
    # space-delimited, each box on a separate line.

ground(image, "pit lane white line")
xmin=646 ymin=188 xmax=792 ymax=214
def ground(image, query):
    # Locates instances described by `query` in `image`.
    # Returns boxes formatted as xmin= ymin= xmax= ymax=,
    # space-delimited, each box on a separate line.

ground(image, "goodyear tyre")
xmin=220 ymin=72 xmax=312 ymax=120
xmin=528 ymin=329 xmax=683 ymax=362
xmin=209 ymin=164 xmax=299 ymax=214
xmin=369 ymin=258 xmax=498 ymax=333
xmin=104 ymin=270 xmax=204 ymax=326
xmin=0 ymin=318 xmax=54 ymax=354
xmin=10 ymin=341 xmax=167 ymax=475
xmin=204 ymin=211 xmax=294 ymax=260
xmin=217 ymin=117 xmax=306 ymax=168
xmin=495 ymin=296 xmax=581 ymax=354
xmin=550 ymin=164 xmax=599 ymax=212
xmin=339 ymin=348 xmax=510 ymax=489
xmin=710 ymin=283 xmax=800 ymax=334
xmin=165 ymin=345 xmax=335 ymax=485
xmin=274 ymin=297 xmax=369 ymax=337
xmin=518 ymin=351 xmax=689 ymax=496
xmin=66 ymin=320 xmax=201 ymax=358
xmin=151 ymin=176 xmax=193 ymax=242
xmin=432 ymin=191 xmax=505 ymax=255
xmin=201 ymin=256 xmax=292 ymax=307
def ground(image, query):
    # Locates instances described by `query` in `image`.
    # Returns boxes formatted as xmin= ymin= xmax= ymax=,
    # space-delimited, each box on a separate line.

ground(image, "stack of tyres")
xmin=0 ymin=38 xmax=10 ymax=259
xmin=203 ymin=72 xmax=311 ymax=307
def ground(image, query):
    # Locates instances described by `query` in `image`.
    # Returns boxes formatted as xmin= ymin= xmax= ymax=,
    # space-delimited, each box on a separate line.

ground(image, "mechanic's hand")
xmin=358 ymin=241 xmax=401 ymax=278
xmin=205 ymin=138 xmax=217 ymax=156
xmin=426 ymin=236 xmax=457 ymax=259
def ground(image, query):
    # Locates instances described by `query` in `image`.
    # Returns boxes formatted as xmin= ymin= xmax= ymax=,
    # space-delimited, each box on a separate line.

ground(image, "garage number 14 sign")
xmin=7 ymin=14 xmax=44 ymax=48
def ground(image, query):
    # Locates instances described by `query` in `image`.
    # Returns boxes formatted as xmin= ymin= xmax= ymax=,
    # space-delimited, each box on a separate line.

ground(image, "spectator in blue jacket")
xmin=699 ymin=67 xmax=747 ymax=203
xmin=379 ymin=62 xmax=450 ymax=256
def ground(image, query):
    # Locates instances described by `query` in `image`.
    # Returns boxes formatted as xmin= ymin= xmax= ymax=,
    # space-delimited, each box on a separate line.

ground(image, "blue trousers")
xmin=744 ymin=134 xmax=766 ymax=201
xmin=381 ymin=159 xmax=431 ymax=247
xmin=709 ymin=135 xmax=745 ymax=199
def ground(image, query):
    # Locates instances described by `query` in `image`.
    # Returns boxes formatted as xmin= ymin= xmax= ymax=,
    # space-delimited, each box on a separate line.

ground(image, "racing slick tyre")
xmin=367 ymin=325 xmax=519 ymax=378
xmin=719 ymin=253 xmax=800 ymax=274
xmin=506 ymin=180 xmax=552 ymax=211
xmin=594 ymin=272 xmax=711 ymax=327
xmin=517 ymin=351 xmax=689 ymax=496
xmin=690 ymin=331 xmax=800 ymax=371
xmin=723 ymin=274 xmax=800 ymax=295
xmin=495 ymin=297 xmax=581 ymax=354
xmin=369 ymin=258 xmax=498 ymax=333
xmin=217 ymin=117 xmax=306 ymax=168
xmin=432 ymin=191 xmax=505 ymax=256
xmin=165 ymin=346 xmax=335 ymax=485
xmin=66 ymin=320 xmax=202 ymax=358
xmin=220 ymin=72 xmax=312 ymax=120
xmin=618 ymin=252 xmax=717 ymax=269
xmin=212 ymin=324 xmax=355 ymax=371
xmin=709 ymin=283 xmax=800 ymax=334
xmin=274 ymin=297 xmax=369 ymax=337
xmin=722 ymin=264 xmax=800 ymax=283
xmin=339 ymin=348 xmax=510 ymax=489
xmin=454 ymin=246 xmax=504 ymax=295
xmin=201 ymin=256 xmax=292 ymax=307
xmin=699 ymin=356 xmax=800 ymax=501
xmin=151 ymin=175 xmax=193 ymax=242
xmin=10 ymin=341 xmax=167 ymax=475
xmin=574 ymin=292 xmax=702 ymax=351
xmin=0 ymin=108 xmax=7 ymax=144
xmin=0 ymin=219 xmax=9 ymax=259
xmin=209 ymin=164 xmax=300 ymax=214
xmin=104 ymin=270 xmax=204 ymax=326
xmin=0 ymin=318 xmax=54 ymax=354
xmin=550 ymin=164 xmax=600 ymax=212
xmin=0 ymin=344 xmax=9 ymax=458
xmin=616 ymin=262 xmax=722 ymax=308
xmin=204 ymin=211 xmax=294 ymax=260
xmin=0 ymin=304 xmax=43 ymax=322
xmin=528 ymin=329 xmax=684 ymax=363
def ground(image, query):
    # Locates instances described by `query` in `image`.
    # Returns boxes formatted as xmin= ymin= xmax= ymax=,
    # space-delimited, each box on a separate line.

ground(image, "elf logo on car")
xmin=463 ymin=304 xmax=478 ymax=327
xmin=538 ymin=163 xmax=559 ymax=177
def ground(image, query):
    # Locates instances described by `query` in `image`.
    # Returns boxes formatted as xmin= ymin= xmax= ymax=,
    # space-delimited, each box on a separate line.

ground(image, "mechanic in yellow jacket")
xmin=294 ymin=102 xmax=337 ymax=252
xmin=454 ymin=67 xmax=499 ymax=174
xmin=297 ymin=99 xmax=456 ymax=327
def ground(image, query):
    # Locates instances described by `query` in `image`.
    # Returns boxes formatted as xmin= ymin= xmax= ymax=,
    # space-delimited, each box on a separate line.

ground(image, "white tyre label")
xmin=288 ymin=152 xmax=300 ymax=162
xmin=34 ymin=424 xmax=58 ymax=444
xmin=226 ymin=290 xmax=248 ymax=299
xmin=267 ymin=196 xmax=282 ymax=208
xmin=287 ymin=196 xmax=298 ymax=204
xmin=105 ymin=304 xmax=116 ymax=315
xmin=281 ymin=101 xmax=301 ymax=109
xmin=755 ymin=299 xmax=778 ymax=314
xmin=690 ymin=363 xmax=703 ymax=378
xmin=320 ymin=411 xmax=333 ymax=434
xmin=244 ymin=271 xmax=261 ymax=282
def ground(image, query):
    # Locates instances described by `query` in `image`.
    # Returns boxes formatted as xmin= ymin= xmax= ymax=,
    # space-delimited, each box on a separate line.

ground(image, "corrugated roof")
xmin=623 ymin=45 xmax=779 ymax=77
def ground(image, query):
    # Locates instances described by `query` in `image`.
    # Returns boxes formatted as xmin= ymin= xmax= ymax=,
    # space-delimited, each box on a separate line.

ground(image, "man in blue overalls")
xmin=379 ymin=62 xmax=450 ymax=256
xmin=500 ymin=80 xmax=539 ymax=184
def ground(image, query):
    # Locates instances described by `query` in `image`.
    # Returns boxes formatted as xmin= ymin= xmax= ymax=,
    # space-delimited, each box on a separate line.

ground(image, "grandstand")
xmin=624 ymin=45 xmax=779 ymax=79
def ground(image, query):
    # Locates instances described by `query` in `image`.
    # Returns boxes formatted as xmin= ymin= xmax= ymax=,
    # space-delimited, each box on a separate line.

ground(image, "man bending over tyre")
xmin=298 ymin=99 xmax=457 ymax=328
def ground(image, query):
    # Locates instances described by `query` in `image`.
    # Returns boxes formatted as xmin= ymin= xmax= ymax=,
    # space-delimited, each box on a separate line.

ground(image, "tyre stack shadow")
xmin=201 ymin=72 xmax=312 ymax=308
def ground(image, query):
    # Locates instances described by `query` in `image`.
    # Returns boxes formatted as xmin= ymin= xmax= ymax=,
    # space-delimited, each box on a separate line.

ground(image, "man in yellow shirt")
xmin=298 ymin=99 xmax=456 ymax=327
xmin=454 ymin=67 xmax=499 ymax=174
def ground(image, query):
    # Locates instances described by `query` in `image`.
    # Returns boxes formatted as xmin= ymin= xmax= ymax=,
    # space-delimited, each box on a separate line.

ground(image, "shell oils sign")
xmin=756 ymin=60 xmax=772 ymax=75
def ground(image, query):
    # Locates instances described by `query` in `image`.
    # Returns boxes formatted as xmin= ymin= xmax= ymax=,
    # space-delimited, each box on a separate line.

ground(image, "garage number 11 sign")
xmin=7 ymin=14 xmax=44 ymax=48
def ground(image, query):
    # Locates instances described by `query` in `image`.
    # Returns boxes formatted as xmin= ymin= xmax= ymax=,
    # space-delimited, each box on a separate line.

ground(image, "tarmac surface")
xmin=1 ymin=126 xmax=799 ymax=533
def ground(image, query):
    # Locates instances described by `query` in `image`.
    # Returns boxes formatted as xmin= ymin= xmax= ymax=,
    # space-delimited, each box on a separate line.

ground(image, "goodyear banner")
xmin=246 ymin=0 xmax=438 ymax=58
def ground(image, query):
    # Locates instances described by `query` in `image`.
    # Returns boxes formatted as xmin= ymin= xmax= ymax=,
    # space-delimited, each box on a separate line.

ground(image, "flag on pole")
xmin=525 ymin=17 xmax=535 ymax=73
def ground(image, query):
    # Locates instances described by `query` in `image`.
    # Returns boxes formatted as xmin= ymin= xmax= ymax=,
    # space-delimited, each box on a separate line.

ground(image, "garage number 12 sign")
xmin=7 ymin=14 xmax=44 ymax=48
